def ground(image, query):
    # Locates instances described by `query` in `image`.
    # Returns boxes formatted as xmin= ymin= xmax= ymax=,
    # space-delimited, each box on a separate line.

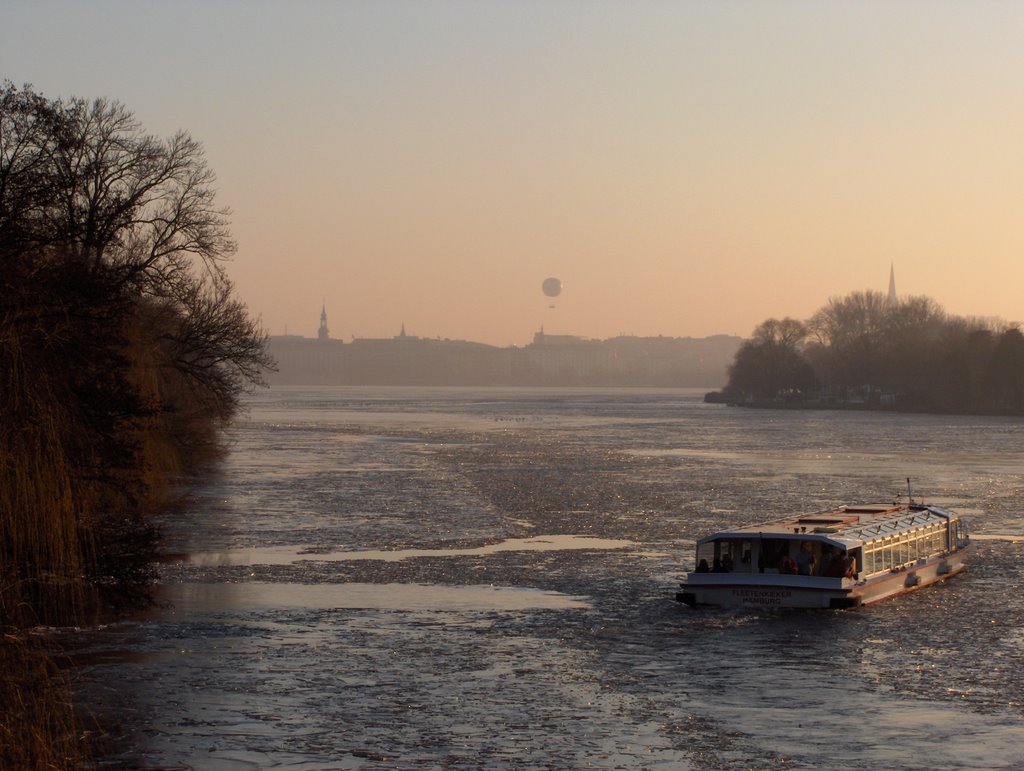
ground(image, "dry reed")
xmin=0 ymin=634 xmax=92 ymax=770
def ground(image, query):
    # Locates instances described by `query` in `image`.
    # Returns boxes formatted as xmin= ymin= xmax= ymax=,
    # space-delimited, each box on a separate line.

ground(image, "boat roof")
xmin=698 ymin=503 xmax=956 ymax=548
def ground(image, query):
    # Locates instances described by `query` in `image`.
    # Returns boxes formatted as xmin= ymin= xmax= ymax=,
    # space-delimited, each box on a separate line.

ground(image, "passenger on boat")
xmin=825 ymin=551 xmax=850 ymax=578
xmin=778 ymin=554 xmax=798 ymax=574
xmin=795 ymin=542 xmax=815 ymax=575
xmin=696 ymin=559 xmax=710 ymax=573
xmin=721 ymin=554 xmax=734 ymax=572
xmin=843 ymin=555 xmax=858 ymax=579
xmin=818 ymin=546 xmax=836 ymax=576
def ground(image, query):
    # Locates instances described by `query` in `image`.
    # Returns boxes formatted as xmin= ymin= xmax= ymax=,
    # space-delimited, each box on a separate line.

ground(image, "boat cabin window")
xmin=951 ymin=518 xmax=968 ymax=549
xmin=752 ymin=539 xmax=828 ymax=575
xmin=696 ymin=539 xmax=753 ymax=573
xmin=757 ymin=538 xmax=789 ymax=573
xmin=860 ymin=521 xmax=955 ymax=576
xmin=698 ymin=538 xmax=863 ymax=578
xmin=898 ymin=534 xmax=910 ymax=566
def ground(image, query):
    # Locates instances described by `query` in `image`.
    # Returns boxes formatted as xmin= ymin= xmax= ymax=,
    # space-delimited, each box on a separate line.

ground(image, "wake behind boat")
xmin=676 ymin=497 xmax=970 ymax=609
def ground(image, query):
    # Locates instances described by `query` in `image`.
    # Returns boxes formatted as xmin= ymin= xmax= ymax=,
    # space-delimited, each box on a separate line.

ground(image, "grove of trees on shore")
xmin=723 ymin=290 xmax=1024 ymax=414
xmin=1 ymin=83 xmax=271 ymax=765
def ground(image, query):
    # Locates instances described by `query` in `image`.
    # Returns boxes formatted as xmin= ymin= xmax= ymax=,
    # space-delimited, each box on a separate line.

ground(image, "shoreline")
xmin=704 ymin=391 xmax=1024 ymax=417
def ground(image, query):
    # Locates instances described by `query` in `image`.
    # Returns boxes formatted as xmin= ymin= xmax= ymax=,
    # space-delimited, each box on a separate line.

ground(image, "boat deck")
xmin=718 ymin=503 xmax=953 ymax=545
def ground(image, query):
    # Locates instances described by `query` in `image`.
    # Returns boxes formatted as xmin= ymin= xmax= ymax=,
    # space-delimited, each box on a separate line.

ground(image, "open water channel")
xmin=71 ymin=387 xmax=1024 ymax=769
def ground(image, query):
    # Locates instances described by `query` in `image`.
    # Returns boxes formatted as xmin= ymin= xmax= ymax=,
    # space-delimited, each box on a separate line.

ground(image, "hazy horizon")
xmin=274 ymin=312 xmax=746 ymax=345
xmin=5 ymin=3 xmax=1023 ymax=346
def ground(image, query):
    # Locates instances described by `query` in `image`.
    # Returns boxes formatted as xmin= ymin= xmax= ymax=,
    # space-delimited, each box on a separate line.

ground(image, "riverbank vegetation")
xmin=1 ymin=82 xmax=271 ymax=764
xmin=720 ymin=291 xmax=1024 ymax=414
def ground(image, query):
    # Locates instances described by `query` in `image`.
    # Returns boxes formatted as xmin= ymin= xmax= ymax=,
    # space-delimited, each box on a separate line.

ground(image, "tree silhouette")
xmin=727 ymin=318 xmax=815 ymax=400
xmin=723 ymin=287 xmax=1024 ymax=414
xmin=1 ymin=82 xmax=271 ymax=624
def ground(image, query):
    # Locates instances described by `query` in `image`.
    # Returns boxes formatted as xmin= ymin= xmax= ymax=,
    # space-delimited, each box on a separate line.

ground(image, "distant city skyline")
xmin=267 ymin=323 xmax=741 ymax=388
xmin=6 ymin=3 xmax=1024 ymax=345
xmin=299 ymin=265 xmax=903 ymax=344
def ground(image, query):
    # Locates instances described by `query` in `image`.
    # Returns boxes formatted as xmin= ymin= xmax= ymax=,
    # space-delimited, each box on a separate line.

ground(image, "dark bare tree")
xmin=2 ymin=83 xmax=271 ymax=626
xmin=2 ymin=82 xmax=270 ymax=412
xmin=807 ymin=290 xmax=889 ymax=387
xmin=726 ymin=318 xmax=816 ymax=400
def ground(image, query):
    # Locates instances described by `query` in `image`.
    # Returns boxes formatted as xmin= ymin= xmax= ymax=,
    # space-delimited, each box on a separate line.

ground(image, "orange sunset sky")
xmin=5 ymin=2 xmax=1023 ymax=345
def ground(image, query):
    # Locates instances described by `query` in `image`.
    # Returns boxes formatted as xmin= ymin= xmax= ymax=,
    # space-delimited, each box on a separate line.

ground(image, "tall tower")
xmin=318 ymin=302 xmax=330 ymax=340
xmin=887 ymin=263 xmax=897 ymax=307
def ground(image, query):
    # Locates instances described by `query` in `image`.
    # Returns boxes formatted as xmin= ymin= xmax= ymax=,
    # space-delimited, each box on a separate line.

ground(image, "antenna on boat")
xmin=906 ymin=477 xmax=914 ymax=504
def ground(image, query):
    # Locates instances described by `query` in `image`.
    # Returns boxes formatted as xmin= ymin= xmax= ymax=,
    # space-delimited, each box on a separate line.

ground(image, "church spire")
xmin=887 ymin=263 xmax=897 ymax=307
xmin=318 ymin=301 xmax=330 ymax=340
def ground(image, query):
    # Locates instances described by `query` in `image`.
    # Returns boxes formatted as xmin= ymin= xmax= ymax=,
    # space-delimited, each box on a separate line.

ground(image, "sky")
xmin=5 ymin=1 xmax=1024 ymax=346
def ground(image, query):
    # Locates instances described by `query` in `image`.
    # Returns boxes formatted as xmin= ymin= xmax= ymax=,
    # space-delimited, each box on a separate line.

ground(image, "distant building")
xmin=604 ymin=334 xmax=742 ymax=387
xmin=514 ymin=329 xmax=614 ymax=384
xmin=267 ymin=334 xmax=345 ymax=384
xmin=342 ymin=326 xmax=512 ymax=385
xmin=887 ymin=263 xmax=897 ymax=307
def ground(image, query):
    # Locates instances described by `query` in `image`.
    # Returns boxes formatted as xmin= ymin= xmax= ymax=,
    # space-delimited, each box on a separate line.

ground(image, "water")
xmin=72 ymin=386 xmax=1024 ymax=769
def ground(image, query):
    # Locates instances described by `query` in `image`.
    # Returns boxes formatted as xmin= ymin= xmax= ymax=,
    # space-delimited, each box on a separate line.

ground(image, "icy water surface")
xmin=74 ymin=387 xmax=1024 ymax=769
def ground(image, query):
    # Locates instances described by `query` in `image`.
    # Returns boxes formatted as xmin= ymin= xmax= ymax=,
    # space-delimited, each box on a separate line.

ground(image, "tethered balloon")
xmin=542 ymin=277 xmax=562 ymax=298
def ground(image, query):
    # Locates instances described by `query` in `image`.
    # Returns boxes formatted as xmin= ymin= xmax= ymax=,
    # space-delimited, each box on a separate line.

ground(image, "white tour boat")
xmin=676 ymin=497 xmax=970 ymax=609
